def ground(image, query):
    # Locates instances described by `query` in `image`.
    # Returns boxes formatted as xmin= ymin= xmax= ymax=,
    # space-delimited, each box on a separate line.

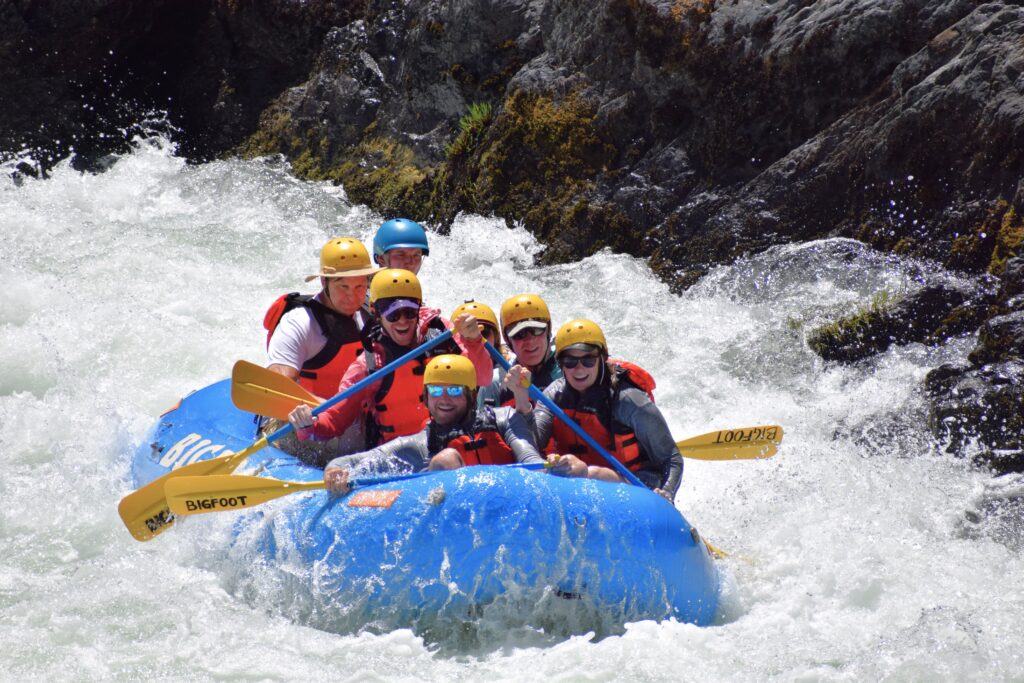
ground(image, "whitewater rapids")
xmin=1 ymin=138 xmax=1020 ymax=680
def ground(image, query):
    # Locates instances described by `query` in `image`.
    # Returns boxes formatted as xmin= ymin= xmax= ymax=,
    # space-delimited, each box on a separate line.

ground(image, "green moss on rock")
xmin=425 ymin=90 xmax=622 ymax=260
xmin=807 ymin=291 xmax=898 ymax=362
xmin=332 ymin=137 xmax=432 ymax=217
xmin=989 ymin=206 xmax=1024 ymax=275
xmin=945 ymin=199 xmax=1024 ymax=274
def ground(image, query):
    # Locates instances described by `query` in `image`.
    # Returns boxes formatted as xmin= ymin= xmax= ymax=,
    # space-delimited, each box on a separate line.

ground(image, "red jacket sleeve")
xmin=296 ymin=355 xmax=379 ymax=441
xmin=457 ymin=334 xmax=493 ymax=387
xmin=431 ymin=311 xmax=493 ymax=387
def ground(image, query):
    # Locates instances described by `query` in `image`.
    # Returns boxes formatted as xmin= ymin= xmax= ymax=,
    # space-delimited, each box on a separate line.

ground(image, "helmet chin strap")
xmin=597 ymin=355 xmax=609 ymax=386
xmin=320 ymin=277 xmax=338 ymax=310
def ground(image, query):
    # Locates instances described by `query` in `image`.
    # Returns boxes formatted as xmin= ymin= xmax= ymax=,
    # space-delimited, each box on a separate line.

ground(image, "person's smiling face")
xmin=380 ymin=306 xmax=418 ymax=346
xmin=426 ymin=385 xmax=469 ymax=426
xmin=560 ymin=351 xmax=601 ymax=391
xmin=509 ymin=325 xmax=549 ymax=368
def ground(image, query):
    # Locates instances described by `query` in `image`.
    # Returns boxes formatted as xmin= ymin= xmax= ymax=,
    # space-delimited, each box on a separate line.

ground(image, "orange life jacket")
xmin=549 ymin=360 xmax=657 ymax=471
xmin=438 ymin=409 xmax=516 ymax=466
xmin=372 ymin=359 xmax=429 ymax=442
xmin=263 ymin=292 xmax=366 ymax=397
xmin=364 ymin=307 xmax=455 ymax=444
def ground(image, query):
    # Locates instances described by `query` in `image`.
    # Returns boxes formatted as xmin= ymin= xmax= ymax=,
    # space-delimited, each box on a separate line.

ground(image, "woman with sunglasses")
xmin=287 ymin=269 xmax=492 ymax=455
xmin=319 ymin=355 xmax=542 ymax=494
xmin=533 ymin=319 xmax=683 ymax=502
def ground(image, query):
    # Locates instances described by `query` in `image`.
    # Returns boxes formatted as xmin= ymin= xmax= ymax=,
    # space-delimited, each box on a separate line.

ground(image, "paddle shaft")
xmin=484 ymin=342 xmax=645 ymax=487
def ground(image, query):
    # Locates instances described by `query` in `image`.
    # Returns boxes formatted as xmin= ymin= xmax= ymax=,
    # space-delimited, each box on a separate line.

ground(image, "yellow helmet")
xmin=369 ymin=268 xmax=422 ymax=304
xmin=451 ymin=300 xmax=499 ymax=334
xmin=555 ymin=319 xmax=608 ymax=356
xmin=500 ymin=293 xmax=551 ymax=341
xmin=423 ymin=354 xmax=478 ymax=391
xmin=304 ymin=237 xmax=380 ymax=282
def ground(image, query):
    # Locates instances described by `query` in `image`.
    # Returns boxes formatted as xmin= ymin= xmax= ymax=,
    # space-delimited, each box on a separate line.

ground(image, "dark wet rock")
xmin=926 ymin=257 xmax=1024 ymax=473
xmin=969 ymin=310 xmax=1024 ymax=365
xmin=0 ymin=0 xmax=360 ymax=166
xmin=4 ymin=1 xmax=1022 ymax=278
xmin=927 ymin=359 xmax=1024 ymax=473
xmin=1003 ymin=257 xmax=1024 ymax=300
xmin=808 ymin=280 xmax=993 ymax=363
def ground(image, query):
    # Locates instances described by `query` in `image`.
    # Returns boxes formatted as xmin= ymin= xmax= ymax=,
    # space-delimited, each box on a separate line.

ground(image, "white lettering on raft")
xmin=160 ymin=433 xmax=233 ymax=469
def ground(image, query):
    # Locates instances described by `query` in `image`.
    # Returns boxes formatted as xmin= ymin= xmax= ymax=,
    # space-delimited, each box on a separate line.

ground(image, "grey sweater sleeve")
xmin=614 ymin=387 xmax=684 ymax=499
xmin=495 ymin=407 xmax=545 ymax=465
xmin=531 ymin=379 xmax=563 ymax=451
xmin=477 ymin=366 xmax=506 ymax=408
xmin=324 ymin=430 xmax=431 ymax=476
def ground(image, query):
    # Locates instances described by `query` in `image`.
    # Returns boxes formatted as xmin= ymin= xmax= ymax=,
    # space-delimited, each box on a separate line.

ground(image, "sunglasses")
xmin=510 ymin=326 xmax=547 ymax=341
xmin=383 ymin=308 xmax=419 ymax=323
xmin=559 ymin=355 xmax=599 ymax=369
xmin=425 ymin=384 xmax=467 ymax=397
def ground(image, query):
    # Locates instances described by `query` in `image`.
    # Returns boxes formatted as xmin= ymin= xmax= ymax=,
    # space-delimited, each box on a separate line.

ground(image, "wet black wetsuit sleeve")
xmin=615 ymin=387 xmax=684 ymax=500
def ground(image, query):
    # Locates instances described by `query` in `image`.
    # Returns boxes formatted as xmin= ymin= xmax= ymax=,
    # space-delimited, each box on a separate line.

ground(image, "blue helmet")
xmin=373 ymin=218 xmax=430 ymax=258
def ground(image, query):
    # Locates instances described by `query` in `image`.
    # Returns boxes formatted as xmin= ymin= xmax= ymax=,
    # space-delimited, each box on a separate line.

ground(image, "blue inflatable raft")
xmin=132 ymin=379 xmax=721 ymax=631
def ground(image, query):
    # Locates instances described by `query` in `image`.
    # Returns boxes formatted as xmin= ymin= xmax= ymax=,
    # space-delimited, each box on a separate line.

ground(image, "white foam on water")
xmin=1 ymin=138 xmax=1021 ymax=679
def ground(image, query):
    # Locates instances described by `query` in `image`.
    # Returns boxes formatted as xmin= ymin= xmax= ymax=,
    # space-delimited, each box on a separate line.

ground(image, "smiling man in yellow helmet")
xmin=478 ymin=293 xmax=563 ymax=409
xmin=312 ymin=354 xmax=541 ymax=494
xmin=264 ymin=237 xmax=380 ymax=400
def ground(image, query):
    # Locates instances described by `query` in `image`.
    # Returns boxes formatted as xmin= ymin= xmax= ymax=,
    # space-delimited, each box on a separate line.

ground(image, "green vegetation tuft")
xmin=445 ymin=102 xmax=494 ymax=160
xmin=989 ymin=206 xmax=1024 ymax=275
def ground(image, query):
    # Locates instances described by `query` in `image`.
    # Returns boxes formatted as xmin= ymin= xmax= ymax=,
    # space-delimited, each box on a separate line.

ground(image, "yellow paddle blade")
xmin=676 ymin=425 xmax=783 ymax=461
xmin=231 ymin=360 xmax=319 ymax=421
xmin=704 ymin=539 xmax=730 ymax=560
xmin=117 ymin=438 xmax=268 ymax=541
xmin=165 ymin=474 xmax=325 ymax=516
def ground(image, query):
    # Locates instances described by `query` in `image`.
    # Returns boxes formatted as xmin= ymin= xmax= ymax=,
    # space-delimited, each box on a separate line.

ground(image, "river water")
xmin=1 ymin=137 xmax=1021 ymax=680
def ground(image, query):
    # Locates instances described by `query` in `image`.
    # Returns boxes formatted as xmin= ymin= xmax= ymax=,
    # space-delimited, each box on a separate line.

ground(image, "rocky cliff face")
xmin=2 ymin=0 xmax=1022 ymax=471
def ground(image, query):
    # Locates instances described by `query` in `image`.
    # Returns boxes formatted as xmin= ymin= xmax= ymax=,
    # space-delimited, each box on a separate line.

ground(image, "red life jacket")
xmin=549 ymin=360 xmax=657 ymax=471
xmin=439 ymin=409 xmax=516 ymax=466
xmin=263 ymin=292 xmax=366 ymax=398
xmin=364 ymin=307 xmax=456 ymax=444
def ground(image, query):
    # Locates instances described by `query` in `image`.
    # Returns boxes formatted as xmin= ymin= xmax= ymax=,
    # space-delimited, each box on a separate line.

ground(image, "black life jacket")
xmin=263 ymin=292 xmax=367 ymax=397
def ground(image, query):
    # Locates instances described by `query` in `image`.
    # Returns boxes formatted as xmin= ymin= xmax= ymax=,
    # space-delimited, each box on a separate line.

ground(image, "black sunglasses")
xmin=384 ymin=308 xmax=419 ymax=323
xmin=560 ymin=355 xmax=599 ymax=369
xmin=510 ymin=326 xmax=547 ymax=341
